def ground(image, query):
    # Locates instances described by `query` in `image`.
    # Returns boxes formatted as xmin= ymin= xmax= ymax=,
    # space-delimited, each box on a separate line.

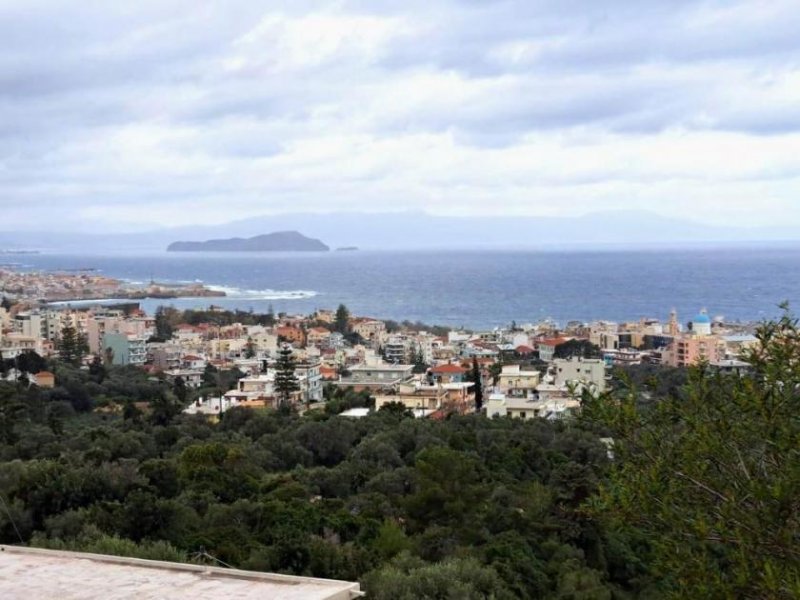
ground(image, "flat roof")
xmin=348 ymin=363 xmax=413 ymax=371
xmin=0 ymin=546 xmax=362 ymax=600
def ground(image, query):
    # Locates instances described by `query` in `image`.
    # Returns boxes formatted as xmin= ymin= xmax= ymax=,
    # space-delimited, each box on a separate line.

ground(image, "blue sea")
xmin=8 ymin=246 xmax=800 ymax=329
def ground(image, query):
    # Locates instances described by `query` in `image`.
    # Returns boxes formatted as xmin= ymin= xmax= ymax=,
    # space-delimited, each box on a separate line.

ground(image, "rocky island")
xmin=167 ymin=231 xmax=329 ymax=252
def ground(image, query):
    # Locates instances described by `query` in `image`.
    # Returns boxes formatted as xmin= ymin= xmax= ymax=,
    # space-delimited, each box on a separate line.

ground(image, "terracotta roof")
xmin=431 ymin=363 xmax=467 ymax=374
xmin=537 ymin=337 xmax=569 ymax=347
xmin=182 ymin=355 xmax=203 ymax=361
xmin=320 ymin=366 xmax=338 ymax=380
xmin=515 ymin=345 xmax=535 ymax=353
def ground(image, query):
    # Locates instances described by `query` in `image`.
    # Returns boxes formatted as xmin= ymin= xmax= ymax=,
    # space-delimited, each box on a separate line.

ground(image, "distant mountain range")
xmin=167 ymin=231 xmax=329 ymax=252
xmin=1 ymin=210 xmax=800 ymax=252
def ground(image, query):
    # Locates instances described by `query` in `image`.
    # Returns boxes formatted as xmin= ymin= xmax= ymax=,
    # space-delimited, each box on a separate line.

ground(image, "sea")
xmin=6 ymin=246 xmax=800 ymax=330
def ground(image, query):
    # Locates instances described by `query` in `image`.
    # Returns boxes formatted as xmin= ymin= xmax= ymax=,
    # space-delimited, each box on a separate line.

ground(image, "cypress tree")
xmin=471 ymin=357 xmax=483 ymax=412
xmin=274 ymin=344 xmax=300 ymax=410
xmin=335 ymin=304 xmax=350 ymax=334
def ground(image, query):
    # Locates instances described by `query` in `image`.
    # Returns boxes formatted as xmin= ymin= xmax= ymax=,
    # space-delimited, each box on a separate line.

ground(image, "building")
xmin=722 ymin=334 xmax=759 ymax=358
xmin=691 ymin=309 xmax=712 ymax=336
xmin=383 ymin=335 xmax=413 ymax=364
xmin=602 ymin=348 xmax=644 ymax=366
xmin=103 ymin=333 xmax=147 ymax=366
xmin=306 ymin=327 xmax=332 ymax=347
xmin=334 ymin=363 xmax=414 ymax=391
xmin=276 ymin=326 xmax=306 ymax=346
xmin=30 ymin=370 xmax=55 ymax=388
xmin=86 ymin=312 xmax=127 ymax=354
xmin=222 ymin=357 xmax=322 ymax=405
xmin=496 ymin=364 xmax=541 ymax=399
xmin=164 ymin=369 xmax=204 ymax=388
xmin=709 ymin=359 xmax=752 ymax=375
xmin=374 ymin=382 xmax=449 ymax=412
xmin=14 ymin=311 xmax=46 ymax=339
xmin=314 ymin=309 xmax=335 ymax=323
xmin=485 ymin=393 xmax=580 ymax=420
xmin=373 ymin=381 xmax=475 ymax=415
xmin=663 ymin=334 xmax=725 ymax=367
xmin=0 ymin=546 xmax=361 ymax=600
xmin=536 ymin=337 xmax=569 ymax=362
xmin=351 ymin=319 xmax=386 ymax=343
xmin=552 ymin=357 xmax=607 ymax=394
xmin=148 ymin=343 xmax=183 ymax=371
xmin=0 ymin=334 xmax=46 ymax=359
xmin=294 ymin=358 xmax=323 ymax=403
xmin=429 ymin=363 xmax=467 ymax=384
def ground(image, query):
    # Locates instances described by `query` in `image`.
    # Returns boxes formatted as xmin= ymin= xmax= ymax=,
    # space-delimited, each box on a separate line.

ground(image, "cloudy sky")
xmin=1 ymin=0 xmax=799 ymax=232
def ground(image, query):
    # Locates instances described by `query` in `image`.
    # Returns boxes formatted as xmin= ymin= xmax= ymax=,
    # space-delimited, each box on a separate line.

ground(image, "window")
xmin=519 ymin=411 xmax=526 ymax=419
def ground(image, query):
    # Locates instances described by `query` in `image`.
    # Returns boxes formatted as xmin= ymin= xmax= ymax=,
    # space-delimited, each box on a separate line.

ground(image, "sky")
xmin=1 ymin=0 xmax=800 ymax=233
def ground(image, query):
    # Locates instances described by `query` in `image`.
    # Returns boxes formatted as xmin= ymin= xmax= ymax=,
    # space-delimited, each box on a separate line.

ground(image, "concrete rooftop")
xmin=0 ymin=546 xmax=362 ymax=600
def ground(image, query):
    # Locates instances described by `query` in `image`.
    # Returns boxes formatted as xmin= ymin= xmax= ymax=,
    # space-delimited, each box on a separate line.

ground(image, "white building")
xmin=496 ymin=364 xmax=541 ymax=399
xmin=552 ymin=357 xmax=607 ymax=394
xmin=485 ymin=393 xmax=580 ymax=420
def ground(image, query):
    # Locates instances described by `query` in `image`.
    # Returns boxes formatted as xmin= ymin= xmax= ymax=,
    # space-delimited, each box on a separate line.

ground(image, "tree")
xmin=103 ymin=346 xmax=115 ymax=367
xmin=202 ymin=363 xmax=218 ymax=387
xmin=470 ymin=357 xmax=483 ymax=412
xmin=244 ymin=337 xmax=256 ymax=359
xmin=15 ymin=351 xmax=47 ymax=376
xmin=0 ymin=383 xmax=27 ymax=444
xmin=554 ymin=339 xmax=601 ymax=359
xmin=57 ymin=325 xmax=87 ymax=366
xmin=363 ymin=552 xmax=514 ymax=599
xmin=273 ymin=344 xmax=300 ymax=410
xmin=335 ymin=304 xmax=350 ymax=334
xmin=154 ymin=306 xmax=176 ymax=340
xmin=88 ymin=355 xmax=106 ymax=384
xmin=412 ymin=346 xmax=427 ymax=374
xmin=149 ymin=392 xmax=182 ymax=426
xmin=584 ymin=307 xmax=800 ymax=599
xmin=173 ymin=376 xmax=188 ymax=403
xmin=0 ymin=296 xmax=12 ymax=310
xmin=488 ymin=361 xmax=503 ymax=386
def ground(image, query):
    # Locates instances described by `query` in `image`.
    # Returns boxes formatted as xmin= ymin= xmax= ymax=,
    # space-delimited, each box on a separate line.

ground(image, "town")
xmin=0 ymin=293 xmax=758 ymax=420
xmin=0 ymin=267 xmax=225 ymax=302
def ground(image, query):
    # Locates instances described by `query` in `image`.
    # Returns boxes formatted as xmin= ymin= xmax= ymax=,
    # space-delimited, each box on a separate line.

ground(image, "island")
xmin=335 ymin=246 xmax=359 ymax=252
xmin=167 ymin=231 xmax=329 ymax=252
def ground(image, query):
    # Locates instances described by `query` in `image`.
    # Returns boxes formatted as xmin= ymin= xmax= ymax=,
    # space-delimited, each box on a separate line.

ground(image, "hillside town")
xmin=0 ymin=295 xmax=758 ymax=420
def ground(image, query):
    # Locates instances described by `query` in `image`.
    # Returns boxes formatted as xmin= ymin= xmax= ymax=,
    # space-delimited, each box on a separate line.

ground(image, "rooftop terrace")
xmin=0 ymin=546 xmax=362 ymax=600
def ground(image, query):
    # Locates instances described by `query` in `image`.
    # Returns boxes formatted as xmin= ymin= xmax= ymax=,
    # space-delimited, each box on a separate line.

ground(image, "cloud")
xmin=0 ymin=0 xmax=799 ymax=232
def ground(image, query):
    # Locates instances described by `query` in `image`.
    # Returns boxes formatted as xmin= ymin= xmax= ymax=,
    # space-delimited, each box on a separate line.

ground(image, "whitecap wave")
xmin=207 ymin=285 xmax=319 ymax=300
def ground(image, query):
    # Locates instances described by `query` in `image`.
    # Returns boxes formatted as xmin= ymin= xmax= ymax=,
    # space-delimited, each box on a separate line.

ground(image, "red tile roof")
xmin=431 ymin=363 xmax=467 ymax=374
xmin=537 ymin=337 xmax=569 ymax=347
xmin=320 ymin=366 xmax=338 ymax=380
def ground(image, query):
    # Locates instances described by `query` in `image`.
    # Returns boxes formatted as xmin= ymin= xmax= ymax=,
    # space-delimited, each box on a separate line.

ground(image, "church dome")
xmin=693 ymin=312 xmax=711 ymax=324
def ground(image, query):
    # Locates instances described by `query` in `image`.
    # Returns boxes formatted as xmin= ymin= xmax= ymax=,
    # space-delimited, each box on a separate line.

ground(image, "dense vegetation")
xmin=1 ymin=312 xmax=799 ymax=598
xmin=0 ymin=368 xmax=624 ymax=598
